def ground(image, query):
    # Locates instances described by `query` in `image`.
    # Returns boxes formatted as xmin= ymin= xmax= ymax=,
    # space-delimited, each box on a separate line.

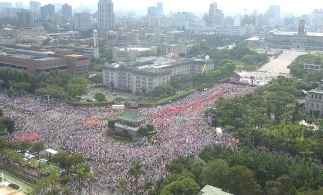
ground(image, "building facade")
xmin=0 ymin=47 xmax=89 ymax=77
xmin=62 ymin=3 xmax=72 ymax=20
xmin=304 ymin=63 xmax=321 ymax=73
xmin=17 ymin=10 xmax=34 ymax=28
xmin=112 ymin=46 xmax=157 ymax=62
xmin=29 ymin=1 xmax=40 ymax=14
xmin=74 ymin=12 xmax=92 ymax=31
xmin=40 ymin=4 xmax=55 ymax=20
xmin=98 ymin=0 xmax=115 ymax=30
xmin=103 ymin=59 xmax=214 ymax=94
xmin=305 ymin=88 xmax=323 ymax=117
xmin=266 ymin=19 xmax=323 ymax=50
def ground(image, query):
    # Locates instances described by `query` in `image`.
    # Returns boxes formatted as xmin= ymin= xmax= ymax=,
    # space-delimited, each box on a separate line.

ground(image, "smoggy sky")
xmin=13 ymin=0 xmax=323 ymax=16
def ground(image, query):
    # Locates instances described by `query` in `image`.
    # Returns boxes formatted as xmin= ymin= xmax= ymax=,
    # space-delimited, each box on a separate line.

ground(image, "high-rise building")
xmin=156 ymin=2 xmax=163 ymax=15
xmin=98 ymin=0 xmax=115 ymax=30
xmin=204 ymin=2 xmax=221 ymax=27
xmin=40 ymin=4 xmax=55 ymax=20
xmin=15 ymin=2 xmax=23 ymax=9
xmin=74 ymin=12 xmax=92 ymax=31
xmin=148 ymin=7 xmax=157 ymax=15
xmin=62 ymin=3 xmax=72 ymax=19
xmin=267 ymin=5 xmax=280 ymax=24
xmin=17 ymin=10 xmax=34 ymax=27
xmin=29 ymin=1 xmax=41 ymax=14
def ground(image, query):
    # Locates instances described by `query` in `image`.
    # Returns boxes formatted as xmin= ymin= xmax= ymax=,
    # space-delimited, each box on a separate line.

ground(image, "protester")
xmin=0 ymin=83 xmax=253 ymax=194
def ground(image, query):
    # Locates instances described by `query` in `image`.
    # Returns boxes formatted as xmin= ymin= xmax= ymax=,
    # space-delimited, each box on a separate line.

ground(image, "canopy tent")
xmin=45 ymin=149 xmax=58 ymax=155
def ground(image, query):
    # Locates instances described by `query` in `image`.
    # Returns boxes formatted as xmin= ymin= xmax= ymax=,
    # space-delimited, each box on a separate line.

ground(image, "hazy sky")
xmin=11 ymin=0 xmax=323 ymax=16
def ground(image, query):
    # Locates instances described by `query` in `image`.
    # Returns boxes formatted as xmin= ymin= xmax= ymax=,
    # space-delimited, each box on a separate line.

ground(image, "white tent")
xmin=45 ymin=148 xmax=58 ymax=155
xmin=24 ymin=152 xmax=35 ymax=159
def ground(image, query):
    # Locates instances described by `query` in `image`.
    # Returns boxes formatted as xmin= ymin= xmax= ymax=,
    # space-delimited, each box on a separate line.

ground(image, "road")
xmin=238 ymin=50 xmax=306 ymax=79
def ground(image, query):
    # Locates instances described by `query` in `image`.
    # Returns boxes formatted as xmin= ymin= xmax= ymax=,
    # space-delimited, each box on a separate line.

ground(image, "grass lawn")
xmin=2 ymin=171 xmax=35 ymax=194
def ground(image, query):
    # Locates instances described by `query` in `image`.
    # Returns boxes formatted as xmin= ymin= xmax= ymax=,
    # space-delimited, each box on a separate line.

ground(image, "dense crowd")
xmin=0 ymin=83 xmax=254 ymax=194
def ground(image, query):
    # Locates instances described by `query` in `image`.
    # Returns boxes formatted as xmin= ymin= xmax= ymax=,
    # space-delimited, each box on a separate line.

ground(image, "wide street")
xmin=238 ymin=50 xmax=306 ymax=80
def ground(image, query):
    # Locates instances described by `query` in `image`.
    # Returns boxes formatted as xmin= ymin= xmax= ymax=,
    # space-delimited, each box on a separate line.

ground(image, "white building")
xmin=305 ymin=88 xmax=323 ymax=118
xmin=98 ymin=0 xmax=115 ymax=30
xmin=103 ymin=59 xmax=214 ymax=94
xmin=112 ymin=46 xmax=157 ymax=62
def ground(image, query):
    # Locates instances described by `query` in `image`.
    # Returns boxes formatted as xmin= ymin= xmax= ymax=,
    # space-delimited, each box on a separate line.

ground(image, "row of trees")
xmin=0 ymin=69 xmax=89 ymax=99
xmin=0 ymin=138 xmax=93 ymax=195
xmin=150 ymin=145 xmax=323 ymax=195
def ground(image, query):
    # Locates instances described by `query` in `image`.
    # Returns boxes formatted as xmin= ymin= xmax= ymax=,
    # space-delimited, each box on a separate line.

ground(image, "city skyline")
xmin=2 ymin=0 xmax=323 ymax=16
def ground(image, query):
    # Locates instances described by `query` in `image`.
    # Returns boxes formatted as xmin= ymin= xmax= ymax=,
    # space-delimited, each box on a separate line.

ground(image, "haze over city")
xmin=5 ymin=0 xmax=323 ymax=15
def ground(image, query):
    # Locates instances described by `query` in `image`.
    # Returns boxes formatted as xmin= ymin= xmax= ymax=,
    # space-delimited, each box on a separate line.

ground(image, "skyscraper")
xmin=62 ymin=3 xmax=72 ymax=19
xmin=74 ymin=12 xmax=92 ymax=31
xmin=156 ymin=2 xmax=163 ymax=15
xmin=40 ymin=4 xmax=55 ymax=20
xmin=204 ymin=2 xmax=218 ymax=27
xmin=29 ymin=1 xmax=41 ymax=14
xmin=17 ymin=10 xmax=34 ymax=27
xmin=98 ymin=0 xmax=115 ymax=30
xmin=267 ymin=5 xmax=280 ymax=24
xmin=148 ymin=7 xmax=157 ymax=15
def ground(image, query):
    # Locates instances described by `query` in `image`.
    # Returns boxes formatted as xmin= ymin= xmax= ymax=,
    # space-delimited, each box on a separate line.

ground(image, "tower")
xmin=93 ymin=29 xmax=100 ymax=58
xmin=156 ymin=2 xmax=163 ymax=15
xmin=93 ymin=29 xmax=99 ymax=48
xmin=298 ymin=19 xmax=305 ymax=35
xmin=98 ymin=0 xmax=115 ymax=30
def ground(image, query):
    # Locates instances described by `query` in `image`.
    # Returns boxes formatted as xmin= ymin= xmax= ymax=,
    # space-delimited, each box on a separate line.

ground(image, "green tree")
xmin=0 ymin=117 xmax=15 ymax=133
xmin=67 ymin=77 xmax=89 ymax=97
xmin=139 ymin=125 xmax=149 ymax=136
xmin=128 ymin=160 xmax=145 ymax=195
xmin=93 ymin=92 xmax=107 ymax=102
xmin=50 ymin=152 xmax=69 ymax=168
xmin=31 ymin=141 xmax=45 ymax=158
xmin=226 ymin=165 xmax=262 ymax=195
xmin=202 ymin=159 xmax=230 ymax=189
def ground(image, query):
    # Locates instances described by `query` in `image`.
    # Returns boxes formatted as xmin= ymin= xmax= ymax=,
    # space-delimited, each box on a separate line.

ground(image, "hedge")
xmin=68 ymin=101 xmax=114 ymax=106
xmin=140 ymin=89 xmax=194 ymax=106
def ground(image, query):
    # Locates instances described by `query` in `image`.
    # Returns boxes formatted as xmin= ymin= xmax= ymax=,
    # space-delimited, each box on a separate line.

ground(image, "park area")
xmin=1 ymin=170 xmax=35 ymax=194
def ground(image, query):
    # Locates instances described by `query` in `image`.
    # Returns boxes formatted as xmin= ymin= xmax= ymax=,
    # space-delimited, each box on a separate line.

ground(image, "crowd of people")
xmin=1 ymin=83 xmax=254 ymax=194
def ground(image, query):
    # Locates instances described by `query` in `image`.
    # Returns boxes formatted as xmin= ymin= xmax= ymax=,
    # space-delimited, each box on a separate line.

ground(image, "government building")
xmin=0 ymin=46 xmax=90 ymax=77
xmin=265 ymin=19 xmax=323 ymax=50
xmin=103 ymin=58 xmax=214 ymax=94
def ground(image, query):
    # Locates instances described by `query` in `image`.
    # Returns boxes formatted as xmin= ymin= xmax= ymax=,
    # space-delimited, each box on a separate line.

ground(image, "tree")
xmin=66 ymin=154 xmax=85 ymax=169
xmin=226 ymin=165 xmax=262 ymax=195
xmin=108 ymin=117 xmax=118 ymax=129
xmin=74 ymin=164 xmax=94 ymax=194
xmin=118 ymin=178 xmax=128 ymax=195
xmin=160 ymin=177 xmax=200 ymax=195
xmin=67 ymin=77 xmax=89 ymax=97
xmin=146 ymin=124 xmax=155 ymax=132
xmin=139 ymin=125 xmax=149 ymax=136
xmin=128 ymin=161 xmax=145 ymax=194
xmin=202 ymin=159 xmax=230 ymax=189
xmin=50 ymin=152 xmax=69 ymax=168
xmin=31 ymin=141 xmax=45 ymax=158
xmin=0 ymin=108 xmax=3 ymax=117
xmin=0 ymin=117 xmax=15 ymax=133
xmin=93 ymin=92 xmax=107 ymax=102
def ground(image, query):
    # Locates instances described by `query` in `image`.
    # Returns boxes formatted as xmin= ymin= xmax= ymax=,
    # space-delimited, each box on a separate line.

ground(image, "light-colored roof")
xmin=246 ymin=36 xmax=260 ymax=41
xmin=45 ymin=148 xmax=58 ymax=154
xmin=0 ymin=186 xmax=25 ymax=195
xmin=198 ymin=185 xmax=234 ymax=195
xmin=309 ymin=89 xmax=323 ymax=95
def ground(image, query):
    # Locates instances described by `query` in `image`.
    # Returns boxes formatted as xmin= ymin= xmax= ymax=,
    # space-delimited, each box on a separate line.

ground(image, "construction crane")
xmin=201 ymin=55 xmax=209 ymax=74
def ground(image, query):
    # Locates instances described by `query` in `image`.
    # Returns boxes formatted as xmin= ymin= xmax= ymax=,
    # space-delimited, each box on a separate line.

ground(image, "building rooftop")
xmin=116 ymin=109 xmax=148 ymax=123
xmin=309 ymin=89 xmax=323 ymax=95
xmin=198 ymin=185 xmax=234 ymax=195
xmin=65 ymin=54 xmax=84 ymax=57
